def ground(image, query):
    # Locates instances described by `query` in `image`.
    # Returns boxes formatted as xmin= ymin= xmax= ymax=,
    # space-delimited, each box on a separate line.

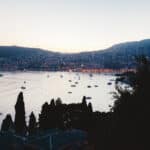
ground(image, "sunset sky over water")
xmin=0 ymin=0 xmax=150 ymax=52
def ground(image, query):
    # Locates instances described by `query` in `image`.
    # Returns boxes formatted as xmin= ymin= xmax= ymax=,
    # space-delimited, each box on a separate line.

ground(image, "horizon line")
xmin=0 ymin=38 xmax=150 ymax=54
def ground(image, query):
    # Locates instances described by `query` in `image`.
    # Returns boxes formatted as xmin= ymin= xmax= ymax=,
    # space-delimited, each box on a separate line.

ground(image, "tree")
xmin=82 ymin=96 xmax=88 ymax=112
xmin=56 ymin=98 xmax=62 ymax=106
xmin=14 ymin=92 xmax=26 ymax=135
xmin=88 ymin=102 xmax=93 ymax=112
xmin=50 ymin=99 xmax=55 ymax=108
xmin=112 ymin=56 xmax=150 ymax=148
xmin=28 ymin=112 xmax=37 ymax=135
xmin=39 ymin=102 xmax=49 ymax=130
xmin=113 ymin=56 xmax=150 ymax=115
xmin=1 ymin=114 xmax=14 ymax=132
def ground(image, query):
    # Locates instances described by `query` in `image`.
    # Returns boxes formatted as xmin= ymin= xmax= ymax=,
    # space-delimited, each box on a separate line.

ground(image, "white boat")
xmin=0 ymin=74 xmax=3 ymax=77
xmin=87 ymin=85 xmax=92 ymax=88
xmin=107 ymin=82 xmax=112 ymax=85
xmin=71 ymin=85 xmax=76 ymax=87
xmin=86 ymin=96 xmax=92 ymax=100
xmin=89 ymin=73 xmax=93 ymax=77
xmin=21 ymin=86 xmax=26 ymax=90
xmin=94 ymin=85 xmax=98 ymax=87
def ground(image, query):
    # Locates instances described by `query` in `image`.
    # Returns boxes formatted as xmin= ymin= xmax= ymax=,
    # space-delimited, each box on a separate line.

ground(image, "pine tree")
xmin=1 ymin=114 xmax=14 ymax=132
xmin=88 ymin=102 xmax=93 ymax=112
xmin=56 ymin=98 xmax=62 ymax=106
xmin=50 ymin=99 xmax=55 ymax=108
xmin=28 ymin=112 xmax=37 ymax=135
xmin=39 ymin=102 xmax=49 ymax=130
xmin=14 ymin=92 xmax=26 ymax=135
xmin=82 ymin=96 xmax=88 ymax=111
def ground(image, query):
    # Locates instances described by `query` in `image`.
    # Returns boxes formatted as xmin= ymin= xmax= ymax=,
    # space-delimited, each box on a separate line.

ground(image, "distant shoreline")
xmin=0 ymin=68 xmax=135 ymax=75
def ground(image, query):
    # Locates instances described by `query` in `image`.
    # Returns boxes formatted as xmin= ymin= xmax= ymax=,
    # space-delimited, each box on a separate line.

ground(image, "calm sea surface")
xmin=0 ymin=72 xmax=116 ymax=124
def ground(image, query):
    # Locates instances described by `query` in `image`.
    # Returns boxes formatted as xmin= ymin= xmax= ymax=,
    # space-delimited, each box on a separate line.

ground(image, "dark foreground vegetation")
xmin=0 ymin=56 xmax=150 ymax=150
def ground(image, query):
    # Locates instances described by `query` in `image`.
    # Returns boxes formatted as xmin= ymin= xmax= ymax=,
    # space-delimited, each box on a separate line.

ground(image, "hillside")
xmin=0 ymin=39 xmax=150 ymax=71
xmin=72 ymin=39 xmax=150 ymax=69
xmin=0 ymin=46 xmax=62 ymax=71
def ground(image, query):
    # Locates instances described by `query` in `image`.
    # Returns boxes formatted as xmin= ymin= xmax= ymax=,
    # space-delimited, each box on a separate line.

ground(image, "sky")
xmin=0 ymin=0 xmax=150 ymax=53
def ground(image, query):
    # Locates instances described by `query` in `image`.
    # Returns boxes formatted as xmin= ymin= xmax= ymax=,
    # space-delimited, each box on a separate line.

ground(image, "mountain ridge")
xmin=0 ymin=39 xmax=150 ymax=71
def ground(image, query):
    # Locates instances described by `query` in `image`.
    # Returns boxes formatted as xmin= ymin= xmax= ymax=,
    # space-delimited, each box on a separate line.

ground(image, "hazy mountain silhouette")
xmin=0 ymin=39 xmax=150 ymax=70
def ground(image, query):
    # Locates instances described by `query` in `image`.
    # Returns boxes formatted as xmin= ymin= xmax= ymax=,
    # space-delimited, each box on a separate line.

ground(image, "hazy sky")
xmin=0 ymin=0 xmax=150 ymax=52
